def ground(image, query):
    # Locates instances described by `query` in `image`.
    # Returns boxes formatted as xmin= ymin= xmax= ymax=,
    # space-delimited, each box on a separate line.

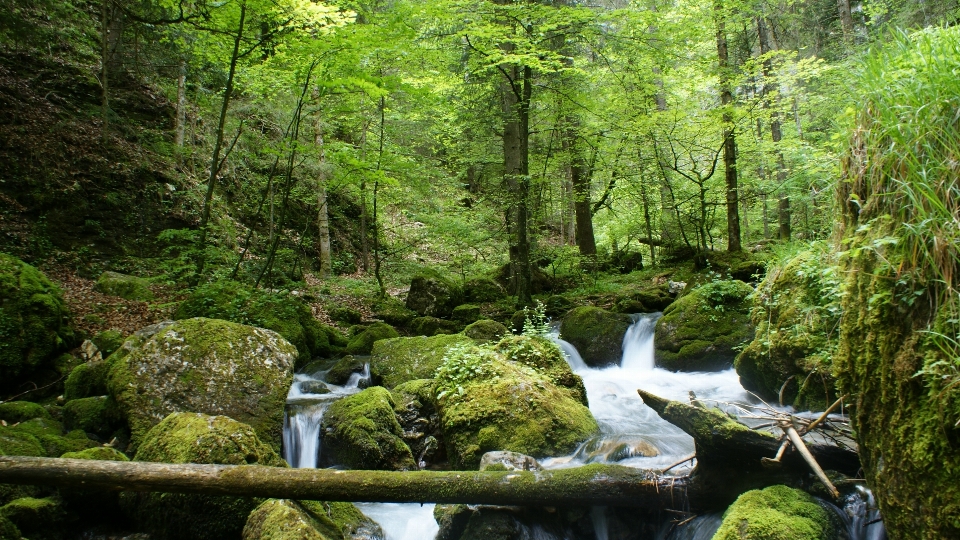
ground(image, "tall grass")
xmin=839 ymin=26 xmax=960 ymax=381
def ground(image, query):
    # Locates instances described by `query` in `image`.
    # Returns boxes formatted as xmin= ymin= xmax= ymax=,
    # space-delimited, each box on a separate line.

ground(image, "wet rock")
xmin=106 ymin=317 xmax=297 ymax=449
xmin=94 ymin=271 xmax=154 ymax=301
xmin=654 ymin=280 xmax=754 ymax=371
xmin=406 ymin=275 xmax=461 ymax=318
xmin=713 ymin=485 xmax=841 ymax=540
xmin=392 ymin=379 xmax=444 ymax=469
xmin=243 ymin=499 xmax=341 ymax=539
xmin=574 ymin=436 xmax=659 ymax=464
xmin=463 ymin=320 xmax=508 ymax=344
xmin=410 ymin=316 xmax=459 ymax=337
xmin=370 ymin=334 xmax=472 ymax=388
xmin=559 ymin=307 xmax=633 ymax=367
xmin=298 ymin=381 xmax=331 ymax=395
xmin=325 ymin=355 xmax=366 ymax=386
xmin=451 ymin=304 xmax=482 ymax=324
xmin=299 ymin=501 xmax=384 ymax=540
xmin=321 ymin=387 xmax=415 ymax=470
xmin=479 ymin=451 xmax=541 ymax=471
xmin=344 ymin=322 xmax=400 ymax=355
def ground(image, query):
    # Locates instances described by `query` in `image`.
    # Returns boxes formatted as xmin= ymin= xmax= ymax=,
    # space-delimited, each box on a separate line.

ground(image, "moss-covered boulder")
xmin=243 ymin=499 xmax=340 ymax=539
xmin=0 ymin=496 xmax=66 ymax=540
xmin=62 ymin=396 xmax=124 ymax=439
xmin=371 ymin=296 xmax=417 ymax=327
xmin=654 ymin=280 xmax=754 ymax=371
xmin=462 ymin=278 xmax=505 ymax=303
xmin=435 ymin=344 xmax=598 ymax=469
xmin=320 ymin=386 xmax=415 ymax=470
xmin=406 ymin=274 xmax=461 ymax=318
xmin=0 ymin=514 xmax=19 ymax=540
xmin=0 ymin=426 xmax=45 ymax=457
xmin=735 ymin=247 xmax=841 ymax=410
xmin=7 ymin=418 xmax=97 ymax=457
xmin=94 ymin=271 xmax=154 ymax=301
xmin=559 ymin=307 xmax=632 ymax=367
xmin=175 ymin=280 xmax=345 ymax=363
xmin=451 ymin=304 xmax=482 ymax=324
xmin=60 ymin=446 xmax=128 ymax=460
xmin=124 ymin=412 xmax=285 ymax=540
xmin=392 ymin=379 xmax=444 ymax=468
xmin=106 ymin=318 xmax=297 ymax=449
xmin=410 ymin=316 xmax=459 ymax=336
xmin=0 ymin=401 xmax=51 ymax=424
xmin=463 ymin=320 xmax=508 ymax=344
xmin=299 ymin=501 xmax=382 ymax=539
xmin=63 ymin=359 xmax=111 ymax=401
xmin=370 ymin=334 xmax=472 ymax=388
xmin=713 ymin=485 xmax=839 ymax=540
xmin=494 ymin=336 xmax=587 ymax=405
xmin=543 ymin=295 xmax=575 ymax=318
xmin=328 ymin=306 xmax=362 ymax=326
xmin=325 ymin=355 xmax=366 ymax=386
xmin=91 ymin=329 xmax=125 ymax=358
xmin=344 ymin=322 xmax=400 ymax=355
xmin=0 ymin=253 xmax=76 ymax=393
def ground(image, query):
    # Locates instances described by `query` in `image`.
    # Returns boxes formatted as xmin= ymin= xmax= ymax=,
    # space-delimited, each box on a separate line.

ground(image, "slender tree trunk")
xmin=315 ymin=115 xmax=332 ymax=277
xmin=716 ymin=1 xmax=741 ymax=252
xmin=564 ymin=118 xmax=596 ymax=262
xmin=175 ymin=58 xmax=187 ymax=149
xmin=640 ymin=167 xmax=655 ymax=266
xmin=758 ymin=16 xmax=790 ymax=242
xmin=100 ymin=0 xmax=110 ymax=140
xmin=359 ymin=120 xmax=370 ymax=272
xmin=838 ymin=0 xmax=854 ymax=42
xmin=197 ymin=2 xmax=246 ymax=279
xmin=372 ymin=96 xmax=387 ymax=298
xmin=501 ymin=65 xmax=533 ymax=307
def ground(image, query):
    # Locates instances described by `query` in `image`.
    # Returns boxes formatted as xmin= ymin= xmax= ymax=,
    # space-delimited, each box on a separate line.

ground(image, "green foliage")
xmin=435 ymin=344 xmax=499 ymax=401
xmin=520 ymin=300 xmax=551 ymax=338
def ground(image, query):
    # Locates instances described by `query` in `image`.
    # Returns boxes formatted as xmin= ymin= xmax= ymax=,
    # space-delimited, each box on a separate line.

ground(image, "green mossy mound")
xmin=0 ymin=253 xmax=76 ymax=393
xmin=462 ymin=277 xmax=505 ymax=303
xmin=106 ymin=318 xmax=297 ymax=449
xmin=559 ymin=307 xmax=632 ymax=367
xmin=320 ymin=386 xmax=415 ymax=470
xmin=654 ymin=280 xmax=754 ymax=371
xmin=298 ymin=501 xmax=382 ymax=539
xmin=494 ymin=336 xmax=587 ymax=405
xmin=410 ymin=316 xmax=459 ymax=336
xmin=94 ymin=271 xmax=154 ymax=301
xmin=7 ymin=418 xmax=97 ymax=457
xmin=124 ymin=412 xmax=285 ymax=540
xmin=62 ymin=395 xmax=124 ymax=439
xmin=451 ymin=304 xmax=482 ymax=323
xmin=406 ymin=274 xmax=462 ymax=318
xmin=325 ymin=355 xmax=366 ymax=386
xmin=713 ymin=485 xmax=839 ymax=540
xmin=0 ymin=514 xmax=19 ymax=540
xmin=0 ymin=426 xmax=45 ymax=457
xmin=0 ymin=496 xmax=66 ymax=540
xmin=242 ymin=499 xmax=340 ymax=540
xmin=60 ymin=446 xmax=128 ymax=460
xmin=543 ymin=295 xmax=575 ymax=318
xmin=370 ymin=334 xmax=472 ymax=388
xmin=174 ymin=280 xmax=345 ymax=363
xmin=371 ymin=296 xmax=417 ymax=327
xmin=435 ymin=344 xmax=598 ymax=469
xmin=735 ymin=247 xmax=841 ymax=410
xmin=344 ymin=322 xmax=400 ymax=355
xmin=328 ymin=306 xmax=362 ymax=325
xmin=63 ymin=359 xmax=111 ymax=401
xmin=91 ymin=329 xmax=125 ymax=358
xmin=463 ymin=320 xmax=508 ymax=344
xmin=0 ymin=401 xmax=51 ymax=424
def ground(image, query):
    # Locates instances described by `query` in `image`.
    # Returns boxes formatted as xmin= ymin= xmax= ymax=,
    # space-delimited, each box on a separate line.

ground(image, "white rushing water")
xmin=282 ymin=315 xmax=884 ymax=539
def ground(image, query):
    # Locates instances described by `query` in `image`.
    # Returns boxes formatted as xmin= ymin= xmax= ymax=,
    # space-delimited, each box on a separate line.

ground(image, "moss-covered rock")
xmin=0 ymin=401 xmax=51 ymax=424
xmin=543 ymin=295 xmax=575 ymax=318
xmin=124 ymin=412 xmax=285 ymax=540
xmin=60 ymin=446 xmax=128 ymax=460
xmin=58 ymin=444 xmax=130 ymax=531
xmin=494 ymin=336 xmax=587 ymax=405
xmin=63 ymin=360 xmax=111 ymax=401
xmin=344 ymin=322 xmax=400 ymax=355
xmin=298 ymin=501 xmax=382 ymax=539
xmin=94 ymin=271 xmax=154 ymax=301
xmin=62 ymin=395 xmax=124 ymax=438
xmin=463 ymin=320 xmax=508 ymax=344
xmin=392 ymin=379 xmax=444 ymax=468
xmin=735 ymin=247 xmax=841 ymax=409
xmin=174 ymin=280 xmax=345 ymax=363
xmin=654 ymin=280 xmax=754 ymax=371
xmin=406 ymin=274 xmax=461 ymax=318
xmin=8 ymin=418 xmax=97 ymax=457
xmin=0 ymin=426 xmax=44 ymax=457
xmin=462 ymin=278 xmax=505 ymax=303
xmin=242 ymin=499 xmax=340 ymax=540
xmin=0 ymin=253 xmax=76 ymax=393
xmin=91 ymin=329 xmax=125 ymax=358
xmin=435 ymin=344 xmax=598 ymax=469
xmin=0 ymin=514 xmax=19 ymax=540
xmin=410 ymin=316 xmax=459 ymax=336
xmin=0 ymin=496 xmax=66 ymax=540
xmin=451 ymin=304 xmax=482 ymax=324
xmin=328 ymin=306 xmax=362 ymax=326
xmin=325 ymin=355 xmax=366 ymax=386
xmin=320 ymin=386 xmax=415 ymax=470
xmin=371 ymin=296 xmax=417 ymax=327
xmin=370 ymin=334 xmax=472 ymax=388
xmin=712 ymin=485 xmax=839 ymax=540
xmin=106 ymin=318 xmax=297 ymax=449
xmin=559 ymin=307 xmax=632 ymax=367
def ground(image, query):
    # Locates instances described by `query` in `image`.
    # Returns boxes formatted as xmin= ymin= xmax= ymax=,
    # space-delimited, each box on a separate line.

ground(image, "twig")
xmin=802 ymin=395 xmax=848 ymax=435
xmin=660 ymin=454 xmax=696 ymax=473
xmin=0 ymin=376 xmax=65 ymax=404
xmin=784 ymin=423 xmax=839 ymax=499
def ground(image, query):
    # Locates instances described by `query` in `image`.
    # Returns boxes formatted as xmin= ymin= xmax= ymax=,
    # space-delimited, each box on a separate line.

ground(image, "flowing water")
xmin=282 ymin=314 xmax=885 ymax=539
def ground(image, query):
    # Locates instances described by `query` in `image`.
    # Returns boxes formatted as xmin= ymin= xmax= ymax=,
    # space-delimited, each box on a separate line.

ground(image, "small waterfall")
xmin=282 ymin=402 xmax=329 ymax=468
xmin=590 ymin=507 xmax=609 ymax=540
xmin=655 ymin=513 xmax=722 ymax=540
xmin=621 ymin=312 xmax=661 ymax=371
xmin=353 ymin=503 xmax=439 ymax=540
xmin=345 ymin=362 xmax=371 ymax=389
xmin=549 ymin=327 xmax=588 ymax=371
xmin=838 ymin=485 xmax=887 ymax=540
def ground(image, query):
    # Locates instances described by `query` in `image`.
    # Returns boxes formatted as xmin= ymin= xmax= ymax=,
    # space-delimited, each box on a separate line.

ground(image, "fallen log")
xmin=0 ymin=456 xmax=695 ymax=508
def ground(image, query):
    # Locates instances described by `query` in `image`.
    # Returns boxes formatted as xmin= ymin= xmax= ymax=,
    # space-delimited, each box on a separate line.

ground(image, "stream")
xmin=282 ymin=314 xmax=885 ymax=540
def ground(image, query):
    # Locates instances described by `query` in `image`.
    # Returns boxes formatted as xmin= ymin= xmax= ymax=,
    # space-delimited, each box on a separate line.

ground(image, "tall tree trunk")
xmin=175 ymin=58 xmax=187 ymax=149
xmin=196 ymin=1 xmax=246 ymax=280
xmin=315 ymin=115 xmax=332 ymax=278
xmin=716 ymin=1 xmax=741 ymax=252
xmin=501 ymin=66 xmax=533 ymax=307
xmin=359 ymin=120 xmax=370 ymax=272
xmin=758 ymin=16 xmax=790 ymax=242
xmin=372 ymin=96 xmax=387 ymax=298
xmin=838 ymin=0 xmax=854 ymax=42
xmin=563 ymin=118 xmax=596 ymax=262
xmin=100 ymin=0 xmax=110 ymax=140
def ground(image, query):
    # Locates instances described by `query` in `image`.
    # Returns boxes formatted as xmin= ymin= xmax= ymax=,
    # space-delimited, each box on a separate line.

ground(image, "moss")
xmin=494 ymin=335 xmax=587 ymax=405
xmin=299 ymin=501 xmax=382 ymax=539
xmin=406 ymin=274 xmax=462 ymax=318
xmin=242 ymin=499 xmax=340 ymax=540
xmin=712 ymin=485 xmax=839 ymax=540
xmin=0 ymin=253 xmax=76 ymax=394
xmin=559 ymin=307 xmax=632 ymax=367
xmin=60 ymin=446 xmax=128 ymax=460
xmin=63 ymin=360 xmax=111 ymax=401
xmin=410 ymin=316 xmax=459 ymax=337
xmin=344 ymin=322 xmax=400 ymax=355
xmin=94 ymin=271 xmax=154 ymax=301
xmin=0 ymin=401 xmax=52 ymax=424
xmin=91 ymin=329 xmax=125 ymax=358
xmin=462 ymin=278 xmax=506 ymax=303
xmin=370 ymin=334 xmax=472 ymax=388
xmin=452 ymin=304 xmax=482 ymax=323
xmin=174 ymin=280 xmax=343 ymax=363
xmin=734 ymin=247 xmax=841 ymax=410
xmin=464 ymin=320 xmax=508 ymax=344
xmin=8 ymin=418 xmax=98 ymax=457
xmin=62 ymin=396 xmax=123 ymax=438
xmin=123 ymin=412 xmax=285 ymax=540
xmin=653 ymin=280 xmax=754 ymax=371
xmin=392 ymin=379 xmax=444 ymax=468
xmin=0 ymin=426 xmax=44 ymax=457
xmin=371 ymin=296 xmax=417 ymax=327
xmin=106 ymin=318 xmax=296 ymax=450
xmin=435 ymin=345 xmax=598 ymax=469
xmin=0 ymin=514 xmax=19 ymax=540
xmin=325 ymin=355 xmax=365 ymax=386
xmin=0 ymin=497 xmax=65 ymax=539
xmin=328 ymin=306 xmax=362 ymax=325
xmin=320 ymin=386 xmax=415 ymax=470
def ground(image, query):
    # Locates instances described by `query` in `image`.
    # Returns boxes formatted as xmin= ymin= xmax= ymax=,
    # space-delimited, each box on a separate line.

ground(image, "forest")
xmin=0 ymin=0 xmax=958 ymax=539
